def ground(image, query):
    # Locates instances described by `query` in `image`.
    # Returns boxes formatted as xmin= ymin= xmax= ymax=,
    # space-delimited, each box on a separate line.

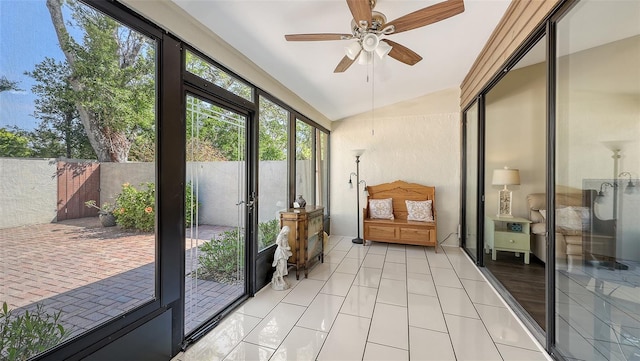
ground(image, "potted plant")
xmin=84 ymin=200 xmax=116 ymax=227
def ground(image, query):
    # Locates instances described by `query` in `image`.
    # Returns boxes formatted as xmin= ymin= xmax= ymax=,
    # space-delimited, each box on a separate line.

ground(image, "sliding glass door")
xmin=554 ymin=1 xmax=640 ymax=359
xmin=184 ymin=94 xmax=249 ymax=334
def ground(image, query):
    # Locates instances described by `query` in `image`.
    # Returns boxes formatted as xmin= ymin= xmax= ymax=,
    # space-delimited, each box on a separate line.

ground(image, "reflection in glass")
xmin=555 ymin=1 xmax=640 ymax=359
xmin=184 ymin=95 xmax=246 ymax=334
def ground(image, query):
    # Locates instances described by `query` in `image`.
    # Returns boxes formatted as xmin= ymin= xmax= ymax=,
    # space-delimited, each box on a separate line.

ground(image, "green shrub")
xmin=0 ymin=302 xmax=67 ymax=361
xmin=258 ymin=219 xmax=280 ymax=250
xmin=197 ymin=228 xmax=245 ymax=284
xmin=114 ymin=182 xmax=155 ymax=232
xmin=112 ymin=182 xmax=199 ymax=232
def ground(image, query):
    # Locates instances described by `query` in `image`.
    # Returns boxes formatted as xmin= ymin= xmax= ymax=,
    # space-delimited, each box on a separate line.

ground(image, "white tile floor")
xmin=172 ymin=236 xmax=553 ymax=361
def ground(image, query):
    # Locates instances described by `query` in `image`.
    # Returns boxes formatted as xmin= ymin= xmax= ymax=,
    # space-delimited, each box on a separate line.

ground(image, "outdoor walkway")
xmin=0 ymin=218 xmax=240 ymax=337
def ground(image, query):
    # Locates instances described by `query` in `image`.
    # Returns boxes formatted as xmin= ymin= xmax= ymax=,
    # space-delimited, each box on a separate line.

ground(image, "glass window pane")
xmin=317 ymin=130 xmax=329 ymax=215
xmin=0 ymin=0 xmax=157 ymax=357
xmin=185 ymin=49 xmax=253 ymax=102
xmin=555 ymin=1 xmax=640 ymax=359
xmin=258 ymin=97 xmax=288 ymax=251
xmin=295 ymin=119 xmax=314 ymax=206
xmin=464 ymin=101 xmax=479 ymax=261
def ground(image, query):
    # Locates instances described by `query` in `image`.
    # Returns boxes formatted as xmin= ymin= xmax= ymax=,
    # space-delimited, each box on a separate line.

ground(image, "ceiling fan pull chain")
xmin=371 ymin=59 xmax=375 ymax=136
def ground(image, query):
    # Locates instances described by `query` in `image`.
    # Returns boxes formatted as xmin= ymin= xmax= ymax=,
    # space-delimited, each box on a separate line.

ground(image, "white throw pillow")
xmin=556 ymin=206 xmax=589 ymax=232
xmin=406 ymin=200 xmax=433 ymax=222
xmin=369 ymin=198 xmax=394 ymax=220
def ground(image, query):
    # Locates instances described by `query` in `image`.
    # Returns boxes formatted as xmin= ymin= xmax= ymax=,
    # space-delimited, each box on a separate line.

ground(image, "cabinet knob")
xmin=509 ymin=239 xmax=514 ymax=243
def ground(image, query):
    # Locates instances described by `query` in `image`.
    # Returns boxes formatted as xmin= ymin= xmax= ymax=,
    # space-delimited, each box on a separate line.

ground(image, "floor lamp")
xmin=348 ymin=150 xmax=365 ymax=244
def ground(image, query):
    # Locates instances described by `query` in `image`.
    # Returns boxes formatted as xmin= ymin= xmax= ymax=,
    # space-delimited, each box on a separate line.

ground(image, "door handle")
xmin=236 ymin=200 xmax=255 ymax=207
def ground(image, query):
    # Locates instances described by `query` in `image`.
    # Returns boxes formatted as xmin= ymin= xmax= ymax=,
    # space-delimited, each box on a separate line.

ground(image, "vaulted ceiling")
xmin=171 ymin=0 xmax=511 ymax=121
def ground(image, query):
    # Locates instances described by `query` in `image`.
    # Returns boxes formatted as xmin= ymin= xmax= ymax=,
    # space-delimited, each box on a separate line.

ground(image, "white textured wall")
xmin=100 ymin=162 xmax=155 ymax=204
xmin=0 ymin=158 xmax=57 ymax=228
xmin=330 ymin=88 xmax=461 ymax=246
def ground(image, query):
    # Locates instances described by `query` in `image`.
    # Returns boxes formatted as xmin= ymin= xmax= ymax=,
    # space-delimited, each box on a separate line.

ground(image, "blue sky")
xmin=0 ymin=0 xmax=65 ymax=130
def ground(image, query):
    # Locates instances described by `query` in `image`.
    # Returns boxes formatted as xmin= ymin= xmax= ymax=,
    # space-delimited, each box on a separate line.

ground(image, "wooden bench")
xmin=363 ymin=180 xmax=437 ymax=251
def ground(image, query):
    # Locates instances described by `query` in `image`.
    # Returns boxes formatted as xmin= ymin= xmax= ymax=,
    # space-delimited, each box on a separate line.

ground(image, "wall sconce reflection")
xmin=596 ymin=182 xmax=615 ymax=204
xmin=618 ymin=172 xmax=636 ymax=194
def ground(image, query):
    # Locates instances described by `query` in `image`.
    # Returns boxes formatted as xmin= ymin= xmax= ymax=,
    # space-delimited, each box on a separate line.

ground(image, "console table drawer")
xmin=494 ymin=232 xmax=529 ymax=251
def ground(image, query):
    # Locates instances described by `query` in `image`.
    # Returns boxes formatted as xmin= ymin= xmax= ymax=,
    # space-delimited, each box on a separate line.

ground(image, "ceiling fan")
xmin=284 ymin=0 xmax=465 ymax=73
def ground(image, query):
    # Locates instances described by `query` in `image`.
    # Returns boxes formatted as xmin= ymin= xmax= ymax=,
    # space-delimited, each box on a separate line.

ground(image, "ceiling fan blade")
xmin=334 ymin=55 xmax=357 ymax=73
xmin=346 ymin=0 xmax=372 ymax=27
xmin=285 ymin=33 xmax=353 ymax=41
xmin=385 ymin=0 xmax=465 ymax=34
xmin=382 ymin=39 xmax=423 ymax=66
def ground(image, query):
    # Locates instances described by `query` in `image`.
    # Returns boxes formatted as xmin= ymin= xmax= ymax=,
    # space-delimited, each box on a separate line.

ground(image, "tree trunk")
xmin=46 ymin=0 xmax=130 ymax=163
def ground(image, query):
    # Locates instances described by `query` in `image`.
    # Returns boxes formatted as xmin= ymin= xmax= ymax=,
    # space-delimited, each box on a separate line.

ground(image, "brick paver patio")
xmin=0 ymin=218 xmax=243 ymax=338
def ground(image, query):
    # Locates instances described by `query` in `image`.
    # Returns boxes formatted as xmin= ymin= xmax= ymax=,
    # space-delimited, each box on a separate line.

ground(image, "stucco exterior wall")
xmin=0 ymin=158 xmax=57 ymax=228
xmin=330 ymin=88 xmax=461 ymax=246
xmin=101 ymin=161 xmax=290 ymax=227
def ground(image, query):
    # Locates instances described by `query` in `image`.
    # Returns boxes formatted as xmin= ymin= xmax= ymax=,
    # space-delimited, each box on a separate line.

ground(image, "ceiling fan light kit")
xmin=285 ymin=0 xmax=465 ymax=73
xmin=357 ymin=50 xmax=373 ymax=65
xmin=345 ymin=41 xmax=362 ymax=60
xmin=361 ymin=33 xmax=379 ymax=52
xmin=374 ymin=40 xmax=392 ymax=58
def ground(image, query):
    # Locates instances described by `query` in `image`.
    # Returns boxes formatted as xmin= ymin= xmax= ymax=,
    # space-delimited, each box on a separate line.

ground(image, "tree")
xmin=258 ymin=98 xmax=287 ymax=161
xmin=46 ymin=0 xmax=155 ymax=162
xmin=0 ymin=76 xmax=21 ymax=93
xmin=0 ymin=128 xmax=31 ymax=157
xmin=25 ymin=57 xmax=94 ymax=159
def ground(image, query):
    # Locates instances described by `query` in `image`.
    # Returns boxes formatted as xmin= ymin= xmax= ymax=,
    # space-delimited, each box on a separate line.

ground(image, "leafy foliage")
xmin=111 ymin=182 xmax=198 ymax=232
xmin=113 ymin=183 xmax=155 ymax=232
xmin=0 ymin=302 xmax=67 ymax=361
xmin=258 ymin=219 xmax=280 ymax=251
xmin=44 ymin=0 xmax=156 ymax=162
xmin=0 ymin=76 xmax=21 ymax=93
xmin=258 ymin=97 xmax=288 ymax=161
xmin=197 ymin=228 xmax=245 ymax=283
xmin=296 ymin=119 xmax=313 ymax=161
xmin=24 ymin=58 xmax=94 ymax=159
xmin=0 ymin=128 xmax=32 ymax=158
xmin=197 ymin=219 xmax=281 ymax=283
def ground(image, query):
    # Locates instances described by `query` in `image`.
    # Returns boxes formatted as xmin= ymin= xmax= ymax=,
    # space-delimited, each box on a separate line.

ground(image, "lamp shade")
xmin=357 ymin=51 xmax=372 ymax=65
xmin=345 ymin=42 xmax=361 ymax=60
xmin=492 ymin=167 xmax=520 ymax=186
xmin=375 ymin=40 xmax=392 ymax=58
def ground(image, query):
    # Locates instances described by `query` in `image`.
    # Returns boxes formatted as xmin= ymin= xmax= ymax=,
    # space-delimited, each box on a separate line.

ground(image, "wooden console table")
xmin=279 ymin=206 xmax=325 ymax=279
